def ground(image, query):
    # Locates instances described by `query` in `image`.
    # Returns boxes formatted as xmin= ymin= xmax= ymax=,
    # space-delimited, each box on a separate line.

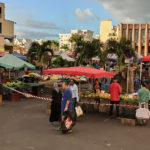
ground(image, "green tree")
xmin=106 ymin=37 xmax=136 ymax=67
xmin=60 ymin=44 xmax=70 ymax=52
xmin=53 ymin=56 xmax=69 ymax=67
xmin=27 ymin=42 xmax=41 ymax=63
xmin=70 ymin=35 xmax=105 ymax=66
xmin=27 ymin=40 xmax=54 ymax=68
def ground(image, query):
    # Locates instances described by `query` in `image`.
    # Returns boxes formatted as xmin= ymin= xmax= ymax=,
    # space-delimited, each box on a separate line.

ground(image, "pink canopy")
xmin=43 ymin=67 xmax=115 ymax=78
xmin=142 ymin=55 xmax=150 ymax=62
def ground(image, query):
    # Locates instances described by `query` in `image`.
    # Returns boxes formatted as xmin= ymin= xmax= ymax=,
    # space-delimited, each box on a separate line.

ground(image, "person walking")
xmin=49 ymin=82 xmax=62 ymax=124
xmin=60 ymin=80 xmax=74 ymax=133
xmin=69 ymin=80 xmax=79 ymax=121
xmin=109 ymin=78 xmax=121 ymax=118
xmin=137 ymin=81 xmax=150 ymax=125
xmin=138 ymin=81 xmax=150 ymax=109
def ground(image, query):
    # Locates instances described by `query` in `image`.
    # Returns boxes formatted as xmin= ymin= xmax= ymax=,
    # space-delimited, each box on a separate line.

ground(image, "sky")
xmin=1 ymin=0 xmax=150 ymax=40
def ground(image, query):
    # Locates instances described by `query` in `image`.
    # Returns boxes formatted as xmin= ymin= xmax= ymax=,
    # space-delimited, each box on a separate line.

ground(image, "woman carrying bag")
xmin=136 ymin=81 xmax=150 ymax=125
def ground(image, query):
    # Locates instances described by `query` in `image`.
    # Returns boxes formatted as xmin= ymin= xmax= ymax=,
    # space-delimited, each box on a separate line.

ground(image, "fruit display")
xmin=23 ymin=73 xmax=41 ymax=80
xmin=3 ymin=81 xmax=27 ymax=88
xmin=80 ymin=92 xmax=110 ymax=100
xmin=80 ymin=92 xmax=138 ymax=103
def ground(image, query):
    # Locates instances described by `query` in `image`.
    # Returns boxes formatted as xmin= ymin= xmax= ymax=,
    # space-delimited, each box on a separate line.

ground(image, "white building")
xmin=14 ymin=38 xmax=32 ymax=50
xmin=34 ymin=39 xmax=45 ymax=45
xmin=59 ymin=29 xmax=93 ymax=51
xmin=95 ymin=34 xmax=100 ymax=40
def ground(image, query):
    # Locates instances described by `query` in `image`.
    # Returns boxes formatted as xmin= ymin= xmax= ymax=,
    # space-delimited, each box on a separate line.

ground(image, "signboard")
xmin=125 ymin=58 xmax=133 ymax=64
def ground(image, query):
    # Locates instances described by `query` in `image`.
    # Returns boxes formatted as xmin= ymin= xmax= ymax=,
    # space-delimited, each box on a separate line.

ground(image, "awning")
xmin=43 ymin=67 xmax=115 ymax=78
xmin=142 ymin=55 xmax=150 ymax=62
xmin=13 ymin=51 xmax=27 ymax=61
xmin=55 ymin=51 xmax=75 ymax=62
xmin=0 ymin=54 xmax=35 ymax=70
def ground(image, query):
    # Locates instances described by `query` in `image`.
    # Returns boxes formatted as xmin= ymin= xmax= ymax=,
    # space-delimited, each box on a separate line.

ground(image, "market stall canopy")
xmin=0 ymin=52 xmax=8 ymax=57
xmin=55 ymin=51 xmax=75 ymax=62
xmin=12 ymin=51 xmax=27 ymax=61
xmin=0 ymin=54 xmax=35 ymax=70
xmin=142 ymin=55 xmax=150 ymax=62
xmin=43 ymin=67 xmax=115 ymax=78
xmin=107 ymin=54 xmax=117 ymax=61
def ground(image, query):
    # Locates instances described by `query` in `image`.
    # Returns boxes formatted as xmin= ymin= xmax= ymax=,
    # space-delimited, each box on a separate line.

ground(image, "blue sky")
xmin=0 ymin=0 xmax=134 ymax=40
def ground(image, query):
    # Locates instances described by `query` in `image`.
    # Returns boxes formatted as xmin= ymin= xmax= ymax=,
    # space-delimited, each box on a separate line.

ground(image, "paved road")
xmin=0 ymin=99 xmax=150 ymax=150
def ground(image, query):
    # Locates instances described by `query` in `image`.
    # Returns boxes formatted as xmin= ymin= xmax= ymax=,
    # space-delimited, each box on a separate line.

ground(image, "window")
xmin=148 ymin=29 xmax=150 ymax=42
xmin=142 ymin=29 xmax=145 ymax=43
xmin=135 ymin=29 xmax=139 ymax=43
xmin=122 ymin=29 xmax=126 ymax=37
xmin=148 ymin=46 xmax=150 ymax=55
xmin=129 ymin=29 xmax=132 ymax=41
xmin=0 ymin=7 xmax=1 ymax=18
xmin=142 ymin=46 xmax=145 ymax=56
xmin=0 ymin=23 xmax=2 ymax=33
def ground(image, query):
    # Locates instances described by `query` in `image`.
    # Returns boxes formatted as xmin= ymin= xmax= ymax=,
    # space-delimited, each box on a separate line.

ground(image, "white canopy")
xmin=55 ymin=51 xmax=75 ymax=62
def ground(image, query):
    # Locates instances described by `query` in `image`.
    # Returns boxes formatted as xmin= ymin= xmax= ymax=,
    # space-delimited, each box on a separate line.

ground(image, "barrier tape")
xmin=3 ymin=85 xmax=52 ymax=102
xmin=3 ymin=85 xmax=145 ymax=109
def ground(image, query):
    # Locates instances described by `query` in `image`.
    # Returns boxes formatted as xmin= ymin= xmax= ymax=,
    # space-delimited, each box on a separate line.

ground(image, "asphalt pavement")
xmin=0 ymin=99 xmax=150 ymax=150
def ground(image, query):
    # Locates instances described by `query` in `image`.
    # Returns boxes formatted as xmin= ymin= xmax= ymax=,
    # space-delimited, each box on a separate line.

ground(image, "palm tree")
xmin=60 ymin=44 xmax=70 ymax=52
xmin=106 ymin=37 xmax=136 ymax=67
xmin=39 ymin=41 xmax=54 ymax=69
xmin=106 ymin=37 xmax=136 ymax=93
xmin=27 ymin=42 xmax=41 ymax=63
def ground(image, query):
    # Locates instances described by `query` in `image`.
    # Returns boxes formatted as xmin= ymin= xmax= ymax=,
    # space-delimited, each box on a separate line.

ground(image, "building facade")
xmin=119 ymin=24 xmax=150 ymax=56
xmin=59 ymin=30 xmax=93 ymax=51
xmin=0 ymin=3 xmax=14 ymax=52
xmin=100 ymin=20 xmax=119 ymax=43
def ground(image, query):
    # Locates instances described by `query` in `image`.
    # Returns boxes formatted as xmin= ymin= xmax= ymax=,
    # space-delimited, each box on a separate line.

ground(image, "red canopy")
xmin=142 ymin=55 xmax=150 ymax=62
xmin=43 ymin=67 xmax=115 ymax=78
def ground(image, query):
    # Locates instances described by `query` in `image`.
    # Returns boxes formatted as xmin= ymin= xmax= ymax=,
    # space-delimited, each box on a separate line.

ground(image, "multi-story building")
xmin=100 ymin=20 xmax=119 ymax=43
xmin=95 ymin=34 xmax=100 ymax=40
xmin=119 ymin=24 xmax=150 ymax=56
xmin=59 ymin=30 xmax=93 ymax=51
xmin=0 ymin=3 xmax=14 ymax=52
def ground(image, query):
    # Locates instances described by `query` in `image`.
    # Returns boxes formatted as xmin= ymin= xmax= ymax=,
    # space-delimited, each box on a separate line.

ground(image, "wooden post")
xmin=140 ymin=63 xmax=143 ymax=86
xmin=127 ymin=63 xmax=130 ymax=93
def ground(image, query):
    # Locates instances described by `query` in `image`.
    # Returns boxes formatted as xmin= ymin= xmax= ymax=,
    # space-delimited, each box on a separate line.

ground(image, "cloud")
xmin=17 ymin=18 xmax=60 ymax=30
xmin=75 ymin=8 xmax=94 ymax=21
xmin=15 ymin=29 xmax=58 ymax=39
xmin=93 ymin=0 xmax=150 ymax=23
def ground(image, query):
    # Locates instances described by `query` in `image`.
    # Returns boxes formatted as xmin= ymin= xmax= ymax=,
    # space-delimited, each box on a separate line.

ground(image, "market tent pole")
xmin=8 ymin=69 xmax=10 ymax=79
xmin=139 ymin=63 xmax=143 ymax=86
xmin=126 ymin=63 xmax=130 ymax=93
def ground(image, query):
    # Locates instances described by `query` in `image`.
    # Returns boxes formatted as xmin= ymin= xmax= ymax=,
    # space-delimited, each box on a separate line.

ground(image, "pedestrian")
xmin=69 ymin=80 xmax=79 ymax=121
xmin=138 ymin=81 xmax=150 ymax=109
xmin=49 ymin=82 xmax=62 ymax=124
xmin=61 ymin=80 xmax=74 ymax=133
xmin=94 ymin=79 xmax=101 ymax=94
xmin=109 ymin=78 xmax=121 ymax=118
xmin=137 ymin=81 xmax=150 ymax=125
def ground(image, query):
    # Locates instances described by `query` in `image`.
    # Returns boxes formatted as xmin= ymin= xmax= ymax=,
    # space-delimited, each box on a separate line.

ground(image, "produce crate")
xmin=121 ymin=118 xmax=137 ymax=126
xmin=9 ymin=92 xmax=20 ymax=101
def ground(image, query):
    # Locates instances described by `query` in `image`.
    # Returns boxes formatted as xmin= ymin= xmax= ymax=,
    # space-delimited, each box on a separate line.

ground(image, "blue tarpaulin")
xmin=12 ymin=51 xmax=27 ymax=61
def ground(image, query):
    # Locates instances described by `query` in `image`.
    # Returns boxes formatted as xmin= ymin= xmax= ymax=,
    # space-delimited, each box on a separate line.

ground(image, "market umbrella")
xmin=43 ymin=67 xmax=115 ymax=78
xmin=142 ymin=55 xmax=150 ymax=62
xmin=0 ymin=54 xmax=35 ymax=70
xmin=12 ymin=51 xmax=27 ymax=61
xmin=55 ymin=51 xmax=75 ymax=62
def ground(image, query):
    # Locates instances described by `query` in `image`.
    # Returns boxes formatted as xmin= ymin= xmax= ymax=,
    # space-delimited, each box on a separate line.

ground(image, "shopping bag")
xmin=75 ymin=106 xmax=83 ymax=117
xmin=61 ymin=111 xmax=74 ymax=134
xmin=136 ymin=107 xmax=150 ymax=120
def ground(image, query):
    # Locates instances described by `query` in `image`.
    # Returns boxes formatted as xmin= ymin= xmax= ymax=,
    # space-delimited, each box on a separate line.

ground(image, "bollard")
xmin=0 ymin=94 xmax=2 ymax=106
